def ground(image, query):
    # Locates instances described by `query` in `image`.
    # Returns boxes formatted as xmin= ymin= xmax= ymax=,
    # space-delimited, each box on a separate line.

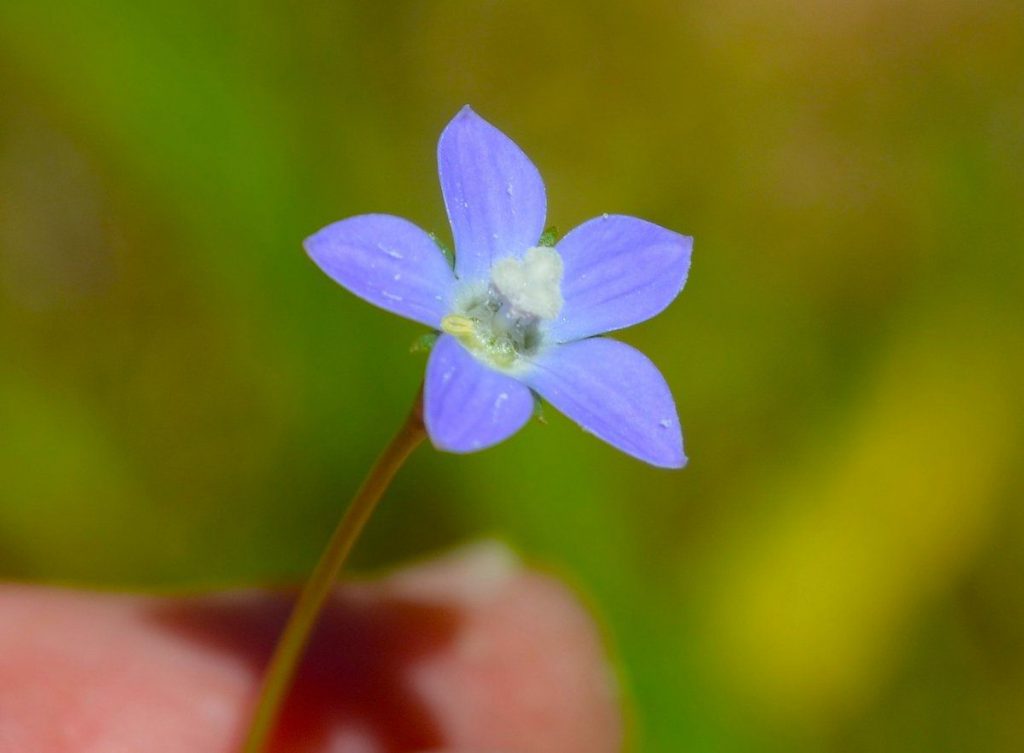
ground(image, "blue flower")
xmin=305 ymin=107 xmax=692 ymax=468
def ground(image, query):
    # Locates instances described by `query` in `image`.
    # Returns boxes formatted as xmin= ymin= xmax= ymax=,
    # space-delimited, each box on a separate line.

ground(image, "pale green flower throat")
xmin=441 ymin=246 xmax=564 ymax=370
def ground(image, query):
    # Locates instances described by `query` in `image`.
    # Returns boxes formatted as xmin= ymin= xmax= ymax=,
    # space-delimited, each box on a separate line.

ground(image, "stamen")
xmin=441 ymin=314 xmax=476 ymax=336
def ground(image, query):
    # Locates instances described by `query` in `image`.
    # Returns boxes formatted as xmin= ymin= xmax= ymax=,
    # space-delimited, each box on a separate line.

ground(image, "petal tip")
xmin=301 ymin=231 xmax=320 ymax=258
xmin=679 ymin=233 xmax=694 ymax=262
xmin=642 ymin=431 xmax=686 ymax=469
xmin=425 ymin=426 xmax=511 ymax=455
xmin=663 ymin=448 xmax=689 ymax=470
xmin=445 ymin=104 xmax=483 ymax=132
xmin=302 ymin=227 xmax=330 ymax=265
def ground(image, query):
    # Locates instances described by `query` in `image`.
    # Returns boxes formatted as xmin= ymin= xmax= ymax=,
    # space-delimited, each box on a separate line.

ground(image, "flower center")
xmin=441 ymin=246 xmax=564 ymax=371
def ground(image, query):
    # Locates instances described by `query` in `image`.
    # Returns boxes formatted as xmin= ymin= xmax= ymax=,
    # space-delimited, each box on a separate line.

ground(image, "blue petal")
xmin=527 ymin=337 xmax=685 ymax=468
xmin=305 ymin=214 xmax=455 ymax=328
xmin=424 ymin=335 xmax=535 ymax=453
xmin=437 ymin=106 xmax=547 ymax=283
xmin=547 ymin=214 xmax=692 ymax=343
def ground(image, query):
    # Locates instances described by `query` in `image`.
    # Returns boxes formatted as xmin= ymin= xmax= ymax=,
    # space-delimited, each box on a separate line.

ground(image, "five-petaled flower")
xmin=305 ymin=106 xmax=692 ymax=468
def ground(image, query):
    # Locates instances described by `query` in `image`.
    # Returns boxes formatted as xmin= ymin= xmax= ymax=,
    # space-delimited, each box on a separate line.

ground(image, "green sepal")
xmin=538 ymin=226 xmax=560 ymax=247
xmin=410 ymin=332 xmax=439 ymax=354
xmin=532 ymin=393 xmax=548 ymax=424
xmin=430 ymin=233 xmax=455 ymax=269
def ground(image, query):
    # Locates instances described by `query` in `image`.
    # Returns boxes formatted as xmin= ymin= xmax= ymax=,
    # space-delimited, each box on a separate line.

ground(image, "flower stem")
xmin=241 ymin=386 xmax=426 ymax=753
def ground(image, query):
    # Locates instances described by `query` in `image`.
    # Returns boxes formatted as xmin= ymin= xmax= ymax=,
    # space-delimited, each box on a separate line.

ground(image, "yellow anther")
xmin=441 ymin=314 xmax=476 ymax=336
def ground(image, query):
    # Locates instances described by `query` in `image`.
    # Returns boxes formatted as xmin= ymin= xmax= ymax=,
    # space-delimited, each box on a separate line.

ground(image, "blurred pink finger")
xmin=0 ymin=542 xmax=621 ymax=753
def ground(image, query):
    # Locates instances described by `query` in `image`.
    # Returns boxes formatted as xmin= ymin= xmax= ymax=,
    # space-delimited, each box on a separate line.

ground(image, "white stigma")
xmin=489 ymin=246 xmax=564 ymax=320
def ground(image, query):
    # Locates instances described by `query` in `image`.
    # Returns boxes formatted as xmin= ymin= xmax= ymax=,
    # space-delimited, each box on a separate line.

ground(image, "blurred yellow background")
xmin=1 ymin=1 xmax=1022 ymax=750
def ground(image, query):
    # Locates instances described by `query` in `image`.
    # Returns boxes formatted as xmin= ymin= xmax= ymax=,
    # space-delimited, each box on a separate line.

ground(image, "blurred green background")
xmin=1 ymin=1 xmax=1023 ymax=751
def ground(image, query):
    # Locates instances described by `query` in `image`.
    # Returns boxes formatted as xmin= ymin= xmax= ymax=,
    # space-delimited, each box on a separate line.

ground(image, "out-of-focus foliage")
xmin=1 ymin=1 xmax=1022 ymax=751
